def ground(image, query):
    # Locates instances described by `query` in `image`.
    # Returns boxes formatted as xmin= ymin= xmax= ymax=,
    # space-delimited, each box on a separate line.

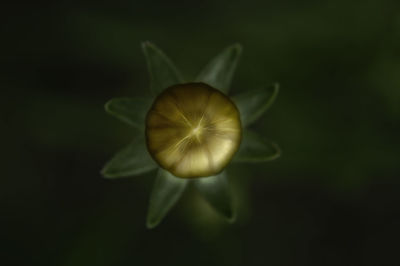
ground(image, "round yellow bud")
xmin=145 ymin=83 xmax=242 ymax=178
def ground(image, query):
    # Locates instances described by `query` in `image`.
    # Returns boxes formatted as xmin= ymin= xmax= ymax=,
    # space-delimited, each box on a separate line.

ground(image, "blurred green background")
xmin=2 ymin=0 xmax=400 ymax=265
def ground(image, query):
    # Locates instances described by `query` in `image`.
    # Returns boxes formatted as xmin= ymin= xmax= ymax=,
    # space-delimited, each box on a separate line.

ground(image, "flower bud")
xmin=146 ymin=83 xmax=242 ymax=178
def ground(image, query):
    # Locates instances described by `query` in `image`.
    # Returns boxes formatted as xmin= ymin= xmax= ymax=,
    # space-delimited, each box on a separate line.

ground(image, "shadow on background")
xmin=2 ymin=0 xmax=400 ymax=265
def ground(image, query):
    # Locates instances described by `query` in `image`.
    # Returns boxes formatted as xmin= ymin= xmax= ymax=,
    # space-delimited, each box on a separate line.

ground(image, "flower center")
xmin=191 ymin=125 xmax=202 ymax=139
xmin=145 ymin=83 xmax=242 ymax=178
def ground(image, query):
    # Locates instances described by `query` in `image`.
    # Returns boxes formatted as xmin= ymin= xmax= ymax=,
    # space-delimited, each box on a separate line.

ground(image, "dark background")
xmin=2 ymin=0 xmax=400 ymax=265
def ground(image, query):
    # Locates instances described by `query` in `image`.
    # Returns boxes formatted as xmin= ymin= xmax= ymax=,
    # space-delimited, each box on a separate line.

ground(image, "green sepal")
xmin=105 ymin=97 xmax=153 ymax=131
xmin=142 ymin=41 xmax=184 ymax=96
xmin=193 ymin=171 xmax=235 ymax=222
xmin=195 ymin=44 xmax=242 ymax=93
xmin=101 ymin=135 xmax=157 ymax=178
xmin=233 ymin=130 xmax=281 ymax=163
xmin=233 ymin=83 xmax=279 ymax=127
xmin=146 ymin=169 xmax=188 ymax=229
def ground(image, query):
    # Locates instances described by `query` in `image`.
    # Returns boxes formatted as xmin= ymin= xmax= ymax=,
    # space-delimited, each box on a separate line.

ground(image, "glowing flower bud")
xmin=145 ymin=83 xmax=242 ymax=178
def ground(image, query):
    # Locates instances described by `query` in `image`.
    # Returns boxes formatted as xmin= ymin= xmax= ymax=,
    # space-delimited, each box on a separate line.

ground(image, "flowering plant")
xmin=101 ymin=42 xmax=280 ymax=228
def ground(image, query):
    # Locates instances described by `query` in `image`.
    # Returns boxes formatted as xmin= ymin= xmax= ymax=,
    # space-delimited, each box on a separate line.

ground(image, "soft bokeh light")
xmin=2 ymin=1 xmax=400 ymax=265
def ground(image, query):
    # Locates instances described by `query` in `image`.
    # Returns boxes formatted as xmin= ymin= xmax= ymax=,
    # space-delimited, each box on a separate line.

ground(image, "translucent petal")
xmin=195 ymin=44 xmax=242 ymax=93
xmin=142 ymin=41 xmax=184 ymax=95
xmin=101 ymin=135 xmax=157 ymax=178
xmin=105 ymin=97 xmax=152 ymax=131
xmin=233 ymin=130 xmax=281 ymax=162
xmin=233 ymin=83 xmax=279 ymax=127
xmin=193 ymin=171 xmax=235 ymax=221
xmin=146 ymin=169 xmax=188 ymax=229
